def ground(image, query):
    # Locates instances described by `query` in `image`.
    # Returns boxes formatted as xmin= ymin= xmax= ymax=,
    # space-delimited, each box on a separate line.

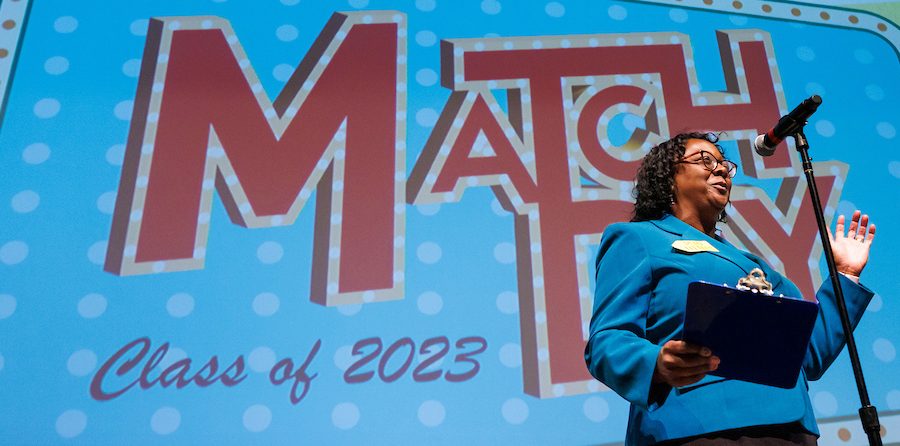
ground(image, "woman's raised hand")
xmin=829 ymin=210 xmax=876 ymax=277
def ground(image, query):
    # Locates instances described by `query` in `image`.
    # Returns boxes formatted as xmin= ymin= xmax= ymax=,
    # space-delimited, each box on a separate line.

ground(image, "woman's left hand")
xmin=828 ymin=210 xmax=876 ymax=277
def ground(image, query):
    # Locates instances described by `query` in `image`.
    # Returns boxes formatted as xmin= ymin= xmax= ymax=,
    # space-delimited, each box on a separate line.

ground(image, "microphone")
xmin=754 ymin=95 xmax=822 ymax=156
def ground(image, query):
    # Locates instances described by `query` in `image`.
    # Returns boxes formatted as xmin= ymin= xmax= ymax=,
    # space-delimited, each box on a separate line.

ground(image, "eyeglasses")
xmin=677 ymin=150 xmax=738 ymax=178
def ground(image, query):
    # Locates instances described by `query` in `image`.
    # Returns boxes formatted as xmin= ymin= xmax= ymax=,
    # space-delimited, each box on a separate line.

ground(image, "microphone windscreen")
xmin=754 ymin=134 xmax=776 ymax=157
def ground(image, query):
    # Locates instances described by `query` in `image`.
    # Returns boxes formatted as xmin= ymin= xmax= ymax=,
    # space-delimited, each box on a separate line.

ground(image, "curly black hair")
xmin=631 ymin=131 xmax=728 ymax=223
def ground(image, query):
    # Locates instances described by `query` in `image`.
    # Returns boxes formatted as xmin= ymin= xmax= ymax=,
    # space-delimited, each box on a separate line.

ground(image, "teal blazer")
xmin=585 ymin=214 xmax=873 ymax=445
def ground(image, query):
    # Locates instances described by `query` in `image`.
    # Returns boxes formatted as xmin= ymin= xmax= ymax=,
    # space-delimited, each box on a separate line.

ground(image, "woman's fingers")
xmin=848 ymin=210 xmax=861 ymax=236
xmin=664 ymin=359 xmax=720 ymax=387
xmin=833 ymin=210 xmax=876 ymax=247
xmin=655 ymin=340 xmax=721 ymax=387
xmin=662 ymin=340 xmax=709 ymax=356
xmin=660 ymin=352 xmax=718 ymax=369
xmin=672 ymin=362 xmax=719 ymax=377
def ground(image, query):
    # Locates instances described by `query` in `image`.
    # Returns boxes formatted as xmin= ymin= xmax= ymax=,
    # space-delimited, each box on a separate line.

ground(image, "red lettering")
xmin=90 ymin=337 xmax=247 ymax=402
xmin=100 ymin=19 xmax=848 ymax=403
xmin=220 ymin=356 xmax=247 ymax=387
xmin=139 ymin=341 xmax=169 ymax=389
xmin=159 ymin=359 xmax=191 ymax=388
xmin=90 ymin=338 xmax=150 ymax=401
xmin=105 ymin=13 xmax=406 ymax=306
xmin=268 ymin=339 xmax=321 ymax=405
xmin=408 ymin=90 xmax=538 ymax=205
xmin=190 ymin=356 xmax=220 ymax=387
xmin=412 ymin=30 xmax=828 ymax=398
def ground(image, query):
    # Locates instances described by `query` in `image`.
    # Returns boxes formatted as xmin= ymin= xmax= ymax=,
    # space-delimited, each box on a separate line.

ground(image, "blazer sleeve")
xmin=584 ymin=224 xmax=663 ymax=409
xmin=757 ymin=260 xmax=875 ymax=380
xmin=802 ymin=274 xmax=875 ymax=380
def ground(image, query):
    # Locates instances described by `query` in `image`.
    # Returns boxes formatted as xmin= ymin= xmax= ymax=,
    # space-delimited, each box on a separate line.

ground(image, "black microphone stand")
xmin=793 ymin=129 xmax=882 ymax=446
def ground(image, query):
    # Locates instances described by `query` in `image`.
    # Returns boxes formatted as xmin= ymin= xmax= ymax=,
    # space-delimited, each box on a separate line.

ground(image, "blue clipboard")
xmin=682 ymin=281 xmax=819 ymax=389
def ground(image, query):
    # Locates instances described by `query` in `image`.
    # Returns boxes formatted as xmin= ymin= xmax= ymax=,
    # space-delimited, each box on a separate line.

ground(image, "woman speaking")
xmin=585 ymin=132 xmax=877 ymax=445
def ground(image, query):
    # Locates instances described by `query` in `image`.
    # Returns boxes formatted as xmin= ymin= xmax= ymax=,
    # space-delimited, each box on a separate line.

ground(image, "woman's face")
xmin=672 ymin=138 xmax=732 ymax=218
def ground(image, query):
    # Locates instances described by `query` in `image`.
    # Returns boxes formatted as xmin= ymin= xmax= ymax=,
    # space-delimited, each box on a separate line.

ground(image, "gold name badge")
xmin=672 ymin=240 xmax=719 ymax=253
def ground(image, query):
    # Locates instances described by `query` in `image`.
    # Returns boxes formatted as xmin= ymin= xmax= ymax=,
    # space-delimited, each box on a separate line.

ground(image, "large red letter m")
xmin=105 ymin=12 xmax=407 ymax=306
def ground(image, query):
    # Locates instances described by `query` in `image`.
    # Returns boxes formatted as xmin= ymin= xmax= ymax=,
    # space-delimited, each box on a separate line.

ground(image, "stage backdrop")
xmin=1 ymin=0 xmax=898 ymax=444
